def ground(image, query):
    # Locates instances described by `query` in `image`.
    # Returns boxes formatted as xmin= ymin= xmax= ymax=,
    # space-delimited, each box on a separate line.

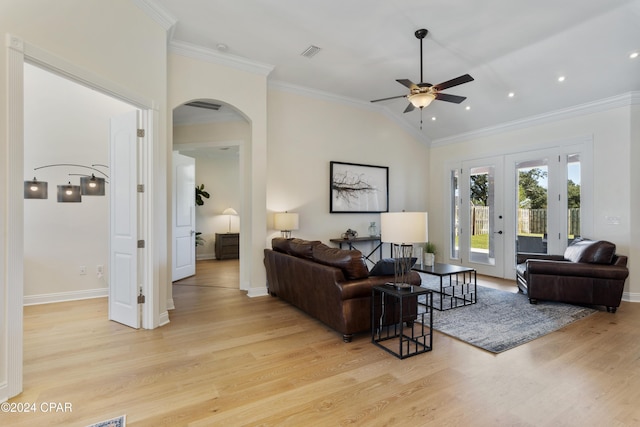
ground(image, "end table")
xmin=371 ymin=284 xmax=433 ymax=359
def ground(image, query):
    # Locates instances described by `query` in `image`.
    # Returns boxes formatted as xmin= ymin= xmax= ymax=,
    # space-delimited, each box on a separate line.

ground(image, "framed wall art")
xmin=330 ymin=161 xmax=389 ymax=213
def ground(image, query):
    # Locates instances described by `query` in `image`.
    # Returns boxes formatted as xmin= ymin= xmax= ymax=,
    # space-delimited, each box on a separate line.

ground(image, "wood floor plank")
xmin=6 ymin=260 xmax=640 ymax=426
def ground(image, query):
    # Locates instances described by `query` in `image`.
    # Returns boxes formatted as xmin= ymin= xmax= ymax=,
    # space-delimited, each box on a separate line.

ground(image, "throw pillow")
xmin=271 ymin=237 xmax=291 ymax=253
xmin=369 ymin=257 xmax=417 ymax=276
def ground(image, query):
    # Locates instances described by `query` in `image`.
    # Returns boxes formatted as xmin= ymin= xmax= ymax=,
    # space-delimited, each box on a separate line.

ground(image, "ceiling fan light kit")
xmin=371 ymin=28 xmax=474 ymax=122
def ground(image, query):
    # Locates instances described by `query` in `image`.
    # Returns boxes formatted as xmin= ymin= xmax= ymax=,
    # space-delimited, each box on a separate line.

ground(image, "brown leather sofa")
xmin=516 ymin=239 xmax=629 ymax=312
xmin=264 ymin=238 xmax=421 ymax=342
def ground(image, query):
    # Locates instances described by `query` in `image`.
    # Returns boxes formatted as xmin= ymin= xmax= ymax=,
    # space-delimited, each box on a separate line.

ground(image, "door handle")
xmin=494 ymin=230 xmax=503 ymax=235
xmin=190 ymin=230 xmax=195 ymax=235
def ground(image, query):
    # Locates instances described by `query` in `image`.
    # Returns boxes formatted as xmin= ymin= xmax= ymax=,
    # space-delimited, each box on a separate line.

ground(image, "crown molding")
xmin=170 ymin=40 xmax=274 ymax=77
xmin=268 ymin=80 xmax=430 ymax=144
xmin=433 ymin=91 xmax=640 ymax=147
xmin=132 ymin=0 xmax=177 ymax=40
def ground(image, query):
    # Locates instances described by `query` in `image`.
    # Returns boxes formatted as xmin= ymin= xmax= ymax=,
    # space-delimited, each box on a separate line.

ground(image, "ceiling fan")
xmin=371 ymin=28 xmax=474 ymax=116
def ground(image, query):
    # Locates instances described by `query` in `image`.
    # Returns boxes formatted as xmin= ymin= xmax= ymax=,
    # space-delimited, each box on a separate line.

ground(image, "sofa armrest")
xmin=526 ymin=259 xmax=629 ymax=280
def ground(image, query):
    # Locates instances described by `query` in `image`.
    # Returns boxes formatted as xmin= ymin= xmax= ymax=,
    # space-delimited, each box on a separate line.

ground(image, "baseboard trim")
xmin=622 ymin=291 xmax=640 ymax=303
xmin=24 ymin=288 xmax=108 ymax=306
xmin=247 ymin=286 xmax=269 ymax=298
xmin=158 ymin=310 xmax=171 ymax=327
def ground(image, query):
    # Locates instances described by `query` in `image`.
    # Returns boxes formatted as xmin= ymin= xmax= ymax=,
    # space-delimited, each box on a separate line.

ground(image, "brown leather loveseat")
xmin=264 ymin=238 xmax=421 ymax=342
xmin=516 ymin=238 xmax=629 ymax=312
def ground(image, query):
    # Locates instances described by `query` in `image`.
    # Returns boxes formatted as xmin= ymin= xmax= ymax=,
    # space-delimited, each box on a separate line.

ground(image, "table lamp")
xmin=380 ymin=212 xmax=428 ymax=289
xmin=222 ymin=207 xmax=238 ymax=233
xmin=274 ymin=211 xmax=299 ymax=238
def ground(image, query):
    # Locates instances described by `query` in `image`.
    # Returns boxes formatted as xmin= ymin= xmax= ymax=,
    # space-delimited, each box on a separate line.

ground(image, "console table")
xmin=215 ymin=233 xmax=239 ymax=260
xmin=329 ymin=237 xmax=384 ymax=264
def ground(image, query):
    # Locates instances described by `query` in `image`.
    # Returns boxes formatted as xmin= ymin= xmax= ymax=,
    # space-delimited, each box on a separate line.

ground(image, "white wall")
xmin=266 ymin=88 xmax=430 ymax=253
xmin=1 ymin=0 xmax=169 ymax=399
xmin=429 ymin=103 xmax=637 ymax=299
xmin=193 ymin=154 xmax=241 ymax=259
xmin=168 ymin=51 xmax=269 ymax=295
xmin=23 ymin=63 xmax=136 ymax=301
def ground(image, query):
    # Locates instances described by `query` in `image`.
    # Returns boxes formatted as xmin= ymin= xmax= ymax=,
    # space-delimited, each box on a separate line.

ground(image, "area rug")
xmin=86 ymin=415 xmax=126 ymax=427
xmin=418 ymin=276 xmax=598 ymax=353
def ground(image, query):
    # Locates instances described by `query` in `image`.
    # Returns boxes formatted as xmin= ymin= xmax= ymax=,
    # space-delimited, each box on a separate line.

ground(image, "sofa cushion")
xmin=271 ymin=237 xmax=291 ymax=253
xmin=369 ymin=257 xmax=418 ymax=276
xmin=564 ymin=239 xmax=616 ymax=264
xmin=312 ymin=243 xmax=369 ymax=280
xmin=287 ymin=238 xmax=321 ymax=259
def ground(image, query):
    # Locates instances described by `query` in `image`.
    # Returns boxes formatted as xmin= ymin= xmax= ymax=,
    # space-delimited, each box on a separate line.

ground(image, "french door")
xmin=452 ymin=157 xmax=505 ymax=277
xmin=447 ymin=141 xmax=590 ymax=279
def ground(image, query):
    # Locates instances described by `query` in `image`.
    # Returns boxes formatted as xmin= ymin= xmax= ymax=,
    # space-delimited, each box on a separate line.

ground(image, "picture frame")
xmin=330 ymin=161 xmax=389 ymax=213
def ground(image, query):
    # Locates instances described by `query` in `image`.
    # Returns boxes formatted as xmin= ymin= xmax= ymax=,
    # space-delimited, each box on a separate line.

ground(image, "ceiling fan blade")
xmin=371 ymin=94 xmax=407 ymax=103
xmin=396 ymin=79 xmax=418 ymax=90
xmin=403 ymin=103 xmax=415 ymax=113
xmin=433 ymin=74 xmax=474 ymax=91
xmin=435 ymin=93 xmax=467 ymax=104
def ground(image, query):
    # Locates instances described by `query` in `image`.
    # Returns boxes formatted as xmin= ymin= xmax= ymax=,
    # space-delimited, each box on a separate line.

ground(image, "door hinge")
xmin=138 ymin=240 xmax=145 ymax=248
xmin=137 ymin=128 xmax=145 ymax=137
xmin=138 ymin=291 xmax=145 ymax=304
xmin=137 ymin=184 xmax=144 ymax=193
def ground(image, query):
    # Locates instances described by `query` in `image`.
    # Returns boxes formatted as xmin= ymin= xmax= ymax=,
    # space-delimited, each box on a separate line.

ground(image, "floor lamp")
xmin=380 ymin=212 xmax=429 ymax=289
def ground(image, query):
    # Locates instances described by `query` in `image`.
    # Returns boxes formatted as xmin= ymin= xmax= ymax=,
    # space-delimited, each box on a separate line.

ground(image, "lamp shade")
xmin=24 ymin=178 xmax=48 ymax=199
xmin=222 ymin=207 xmax=238 ymax=216
xmin=380 ymin=212 xmax=428 ymax=244
xmin=57 ymin=182 xmax=82 ymax=203
xmin=80 ymin=174 xmax=106 ymax=195
xmin=274 ymin=212 xmax=299 ymax=232
xmin=408 ymin=92 xmax=435 ymax=109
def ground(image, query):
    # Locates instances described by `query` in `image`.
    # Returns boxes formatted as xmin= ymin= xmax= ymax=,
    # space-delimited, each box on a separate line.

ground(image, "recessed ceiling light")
xmin=431 ymin=116 xmax=436 ymax=121
xmin=630 ymin=52 xmax=639 ymax=59
xmin=508 ymin=92 xmax=515 ymax=98
xmin=558 ymin=76 xmax=566 ymax=82
xmin=465 ymin=106 xmax=471 ymax=110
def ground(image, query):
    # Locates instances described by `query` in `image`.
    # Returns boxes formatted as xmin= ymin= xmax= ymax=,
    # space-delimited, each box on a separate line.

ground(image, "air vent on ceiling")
xmin=300 ymin=45 xmax=321 ymax=58
xmin=185 ymin=101 xmax=222 ymax=111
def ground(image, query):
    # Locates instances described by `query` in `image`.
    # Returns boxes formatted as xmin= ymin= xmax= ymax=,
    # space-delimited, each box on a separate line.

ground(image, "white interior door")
xmin=172 ymin=151 xmax=196 ymax=281
xmin=109 ymin=111 xmax=139 ymax=328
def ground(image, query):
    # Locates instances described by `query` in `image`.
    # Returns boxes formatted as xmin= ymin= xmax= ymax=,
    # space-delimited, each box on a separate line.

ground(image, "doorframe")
xmin=5 ymin=34 xmax=157 ymax=398
xmin=171 ymin=139 xmax=244 ymax=287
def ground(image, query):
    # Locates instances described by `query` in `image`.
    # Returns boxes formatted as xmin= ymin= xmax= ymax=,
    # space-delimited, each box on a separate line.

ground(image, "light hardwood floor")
xmin=7 ymin=260 xmax=640 ymax=426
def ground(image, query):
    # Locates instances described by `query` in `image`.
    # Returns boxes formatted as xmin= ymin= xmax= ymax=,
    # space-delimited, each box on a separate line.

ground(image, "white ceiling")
xmin=160 ymin=0 xmax=640 ymax=142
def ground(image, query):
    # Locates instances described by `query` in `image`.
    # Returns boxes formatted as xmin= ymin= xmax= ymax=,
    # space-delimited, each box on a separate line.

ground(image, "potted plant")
xmin=423 ymin=241 xmax=436 ymax=266
xmin=195 ymin=184 xmax=210 ymax=247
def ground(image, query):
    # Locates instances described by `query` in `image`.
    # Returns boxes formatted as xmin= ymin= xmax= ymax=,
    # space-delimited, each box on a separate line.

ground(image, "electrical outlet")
xmin=97 ymin=265 xmax=104 ymax=278
xmin=79 ymin=265 xmax=87 ymax=275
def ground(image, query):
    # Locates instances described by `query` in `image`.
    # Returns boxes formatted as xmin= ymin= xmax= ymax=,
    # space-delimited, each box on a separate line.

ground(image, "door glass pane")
xmin=567 ymin=153 xmax=581 ymax=242
xmin=516 ymin=159 xmax=548 ymax=254
xmin=469 ymin=166 xmax=495 ymax=265
xmin=450 ymin=169 xmax=459 ymax=259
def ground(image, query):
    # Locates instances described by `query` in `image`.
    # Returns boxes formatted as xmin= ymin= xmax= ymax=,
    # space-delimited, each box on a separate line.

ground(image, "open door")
xmin=172 ymin=151 xmax=196 ymax=281
xmin=109 ymin=111 xmax=140 ymax=328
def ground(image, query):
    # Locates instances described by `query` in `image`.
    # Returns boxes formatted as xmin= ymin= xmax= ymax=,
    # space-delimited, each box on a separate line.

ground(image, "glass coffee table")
xmin=412 ymin=262 xmax=477 ymax=311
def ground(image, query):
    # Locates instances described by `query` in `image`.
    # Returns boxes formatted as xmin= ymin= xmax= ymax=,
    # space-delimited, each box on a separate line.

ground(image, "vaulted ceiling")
xmin=157 ymin=0 xmax=640 ymax=143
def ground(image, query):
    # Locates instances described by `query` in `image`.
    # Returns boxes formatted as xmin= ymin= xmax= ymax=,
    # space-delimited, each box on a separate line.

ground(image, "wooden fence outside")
xmin=471 ymin=207 xmax=580 ymax=236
